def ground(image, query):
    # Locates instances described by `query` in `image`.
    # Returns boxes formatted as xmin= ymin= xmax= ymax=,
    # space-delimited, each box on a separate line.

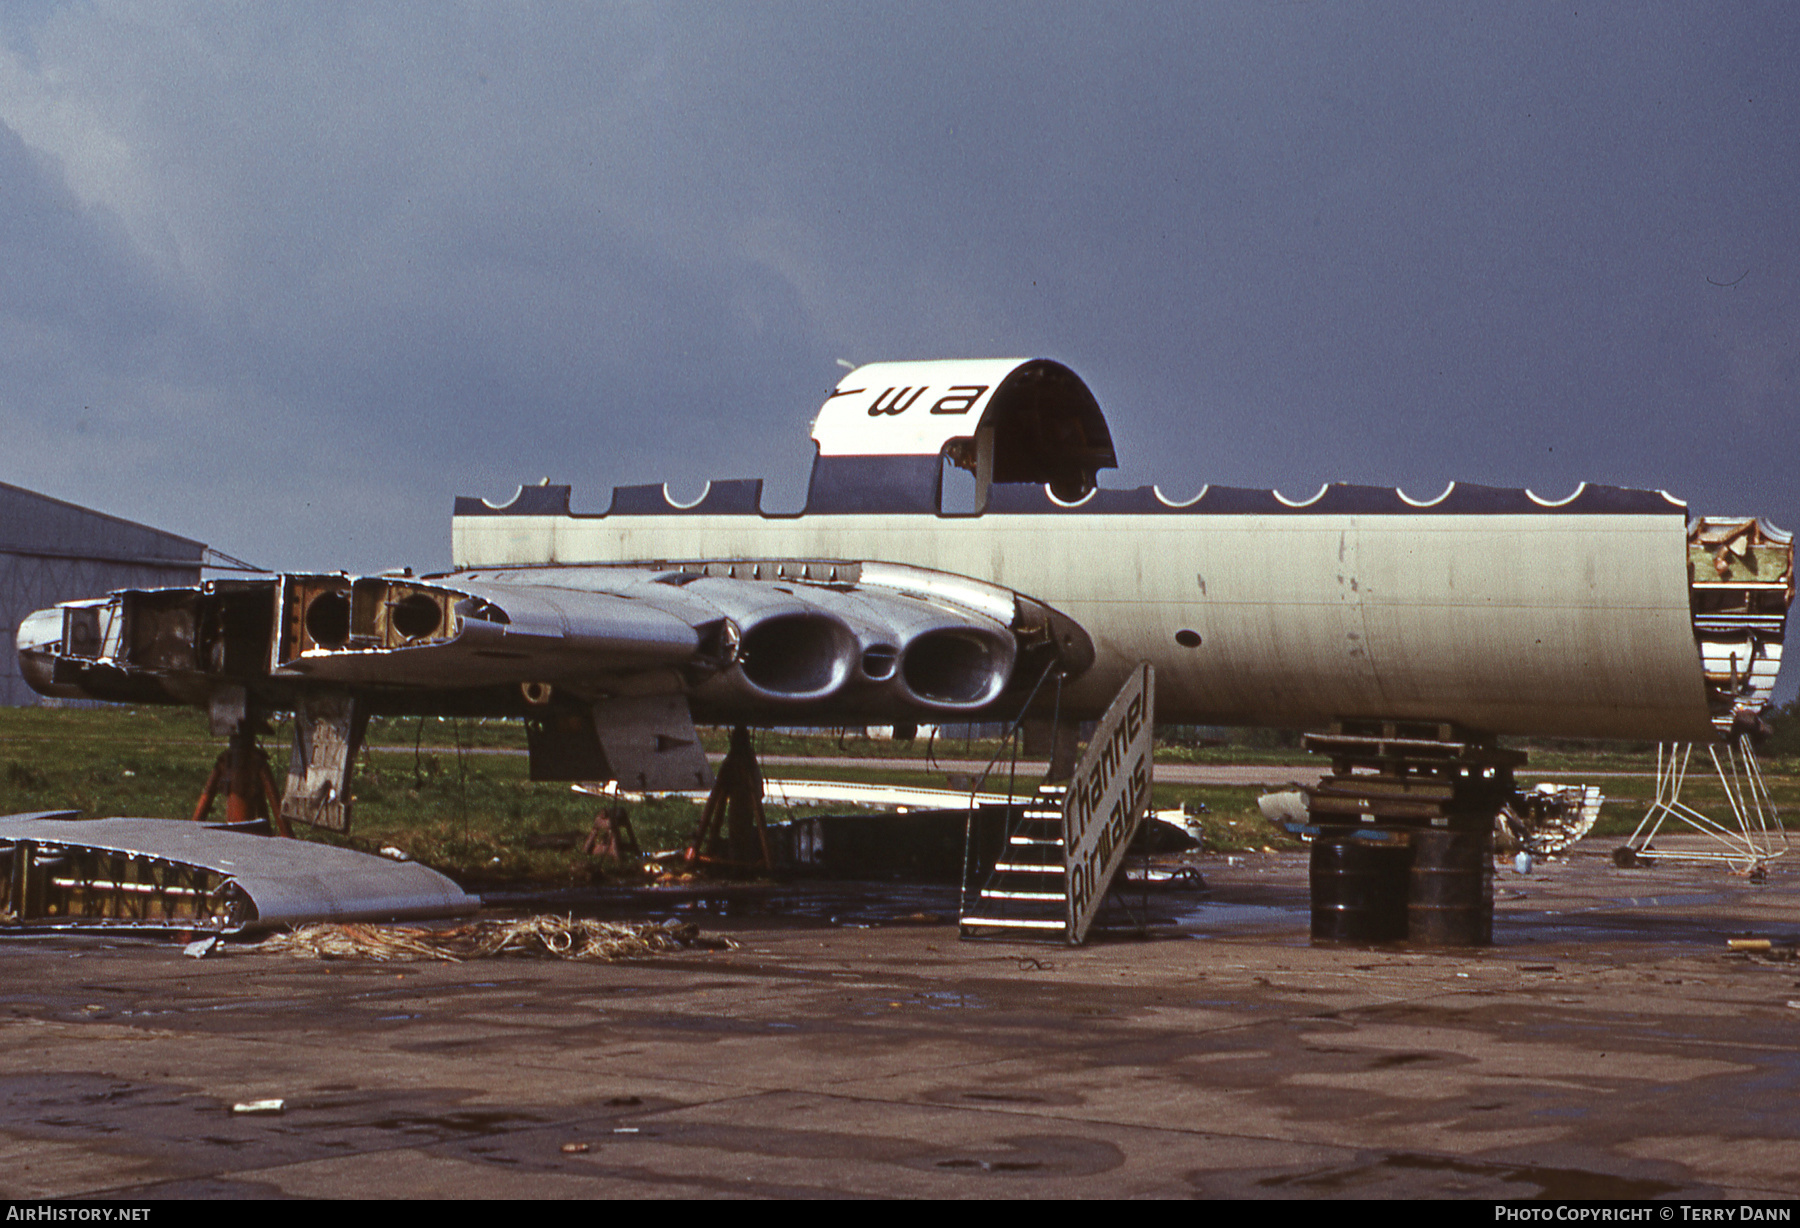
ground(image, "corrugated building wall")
xmin=0 ymin=483 xmax=206 ymax=705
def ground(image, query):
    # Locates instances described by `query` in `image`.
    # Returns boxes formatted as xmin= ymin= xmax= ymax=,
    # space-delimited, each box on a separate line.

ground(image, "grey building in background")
xmin=0 ymin=483 xmax=205 ymax=705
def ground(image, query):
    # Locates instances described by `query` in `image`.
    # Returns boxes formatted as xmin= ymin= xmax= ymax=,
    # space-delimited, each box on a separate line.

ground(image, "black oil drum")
xmin=1309 ymin=831 xmax=1410 ymax=942
xmin=1407 ymin=827 xmax=1494 ymax=946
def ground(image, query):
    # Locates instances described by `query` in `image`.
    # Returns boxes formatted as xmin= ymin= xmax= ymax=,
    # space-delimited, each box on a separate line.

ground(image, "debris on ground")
xmin=255 ymin=916 xmax=735 ymax=963
xmin=1724 ymin=936 xmax=1797 ymax=962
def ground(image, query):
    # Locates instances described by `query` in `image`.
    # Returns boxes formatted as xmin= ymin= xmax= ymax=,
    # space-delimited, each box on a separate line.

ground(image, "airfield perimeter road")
xmin=372 ymin=747 xmax=1645 ymax=788
xmin=0 ymin=842 xmax=1797 ymax=1200
xmin=745 ymin=756 xmax=1650 ymax=787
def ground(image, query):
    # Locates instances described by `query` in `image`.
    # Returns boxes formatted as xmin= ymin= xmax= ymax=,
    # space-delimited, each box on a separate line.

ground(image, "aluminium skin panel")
xmin=451 ymin=506 xmax=1709 ymax=742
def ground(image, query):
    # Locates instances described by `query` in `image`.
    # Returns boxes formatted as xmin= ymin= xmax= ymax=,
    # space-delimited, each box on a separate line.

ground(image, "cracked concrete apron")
xmin=0 ymin=845 xmax=1796 ymax=1198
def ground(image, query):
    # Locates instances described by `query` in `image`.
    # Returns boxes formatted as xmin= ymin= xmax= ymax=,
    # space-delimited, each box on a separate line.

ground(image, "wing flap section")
xmin=525 ymin=693 xmax=713 ymax=790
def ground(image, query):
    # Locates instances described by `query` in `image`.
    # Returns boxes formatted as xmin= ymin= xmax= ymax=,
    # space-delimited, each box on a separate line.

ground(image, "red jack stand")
xmin=192 ymin=721 xmax=289 ymax=836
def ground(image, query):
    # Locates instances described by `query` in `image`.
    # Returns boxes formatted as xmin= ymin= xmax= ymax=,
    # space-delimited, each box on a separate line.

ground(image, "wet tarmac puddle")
xmin=1248 ymin=1151 xmax=1692 ymax=1199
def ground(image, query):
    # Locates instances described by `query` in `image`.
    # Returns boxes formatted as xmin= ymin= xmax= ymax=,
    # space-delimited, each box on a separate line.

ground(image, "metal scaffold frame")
xmin=1621 ymin=736 xmax=1788 ymax=875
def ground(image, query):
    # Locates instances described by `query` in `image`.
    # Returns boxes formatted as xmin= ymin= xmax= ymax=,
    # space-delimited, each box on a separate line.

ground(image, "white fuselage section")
xmin=453 ymin=508 xmax=1711 ymax=741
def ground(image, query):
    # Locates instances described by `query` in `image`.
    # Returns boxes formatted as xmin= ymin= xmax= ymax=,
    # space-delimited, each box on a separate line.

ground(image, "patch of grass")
xmin=1148 ymin=783 xmax=1299 ymax=852
xmin=0 ymin=706 xmax=221 ymax=818
xmin=343 ymin=754 xmax=704 ymax=887
xmin=5 ymin=704 xmax=1793 ymax=883
xmin=0 ymin=706 xmax=673 ymax=886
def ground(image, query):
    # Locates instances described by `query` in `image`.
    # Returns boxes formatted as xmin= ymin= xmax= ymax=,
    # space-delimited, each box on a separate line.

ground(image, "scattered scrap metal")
xmin=1496 ymin=784 xmax=1605 ymax=857
xmin=1725 ymin=937 xmax=1797 ymax=961
xmin=254 ymin=915 xmax=734 ymax=962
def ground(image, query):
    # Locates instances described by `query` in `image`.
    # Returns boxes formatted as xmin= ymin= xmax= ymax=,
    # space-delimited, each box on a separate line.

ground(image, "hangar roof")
xmin=0 ymin=482 xmax=205 ymax=566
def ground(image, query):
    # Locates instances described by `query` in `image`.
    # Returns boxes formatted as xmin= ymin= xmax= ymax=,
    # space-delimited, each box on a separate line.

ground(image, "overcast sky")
xmin=2 ymin=3 xmax=1796 ymax=700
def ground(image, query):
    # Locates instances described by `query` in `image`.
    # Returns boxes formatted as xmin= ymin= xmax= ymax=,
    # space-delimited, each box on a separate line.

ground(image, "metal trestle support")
xmin=1618 ymin=736 xmax=1787 ymax=876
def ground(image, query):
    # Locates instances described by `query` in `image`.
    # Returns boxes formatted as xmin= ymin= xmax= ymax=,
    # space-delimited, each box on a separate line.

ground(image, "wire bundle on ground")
xmin=256 ymin=916 xmax=731 ymax=962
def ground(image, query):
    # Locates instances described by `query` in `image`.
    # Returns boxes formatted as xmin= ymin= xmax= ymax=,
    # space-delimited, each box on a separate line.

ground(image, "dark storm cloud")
xmin=0 ymin=121 xmax=168 ymax=365
xmin=0 ymin=4 xmax=848 ymax=563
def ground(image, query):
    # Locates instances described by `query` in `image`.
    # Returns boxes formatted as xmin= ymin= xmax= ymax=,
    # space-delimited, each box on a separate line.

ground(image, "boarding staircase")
xmin=957 ymin=662 xmax=1157 ymax=943
xmin=959 ymin=784 xmax=1071 ymax=937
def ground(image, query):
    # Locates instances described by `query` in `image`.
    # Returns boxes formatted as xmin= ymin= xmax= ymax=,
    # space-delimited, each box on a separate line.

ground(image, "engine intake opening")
xmin=902 ymin=630 xmax=1006 ymax=706
xmin=390 ymin=593 xmax=444 ymax=640
xmin=738 ymin=615 xmax=852 ymax=698
xmin=304 ymin=591 xmax=351 ymax=650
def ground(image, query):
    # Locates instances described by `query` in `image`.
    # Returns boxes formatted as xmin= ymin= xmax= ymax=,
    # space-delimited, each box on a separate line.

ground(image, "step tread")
xmin=960 ymin=916 xmax=1066 ymax=930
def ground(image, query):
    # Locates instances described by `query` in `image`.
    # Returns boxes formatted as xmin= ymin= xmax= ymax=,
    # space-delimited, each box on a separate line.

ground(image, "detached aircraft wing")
xmin=17 ymin=358 xmax=1795 ymax=835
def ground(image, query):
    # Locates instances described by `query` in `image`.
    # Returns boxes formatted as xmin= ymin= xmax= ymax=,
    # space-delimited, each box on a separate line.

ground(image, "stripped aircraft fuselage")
xmin=16 ymin=358 xmax=1793 ymax=824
